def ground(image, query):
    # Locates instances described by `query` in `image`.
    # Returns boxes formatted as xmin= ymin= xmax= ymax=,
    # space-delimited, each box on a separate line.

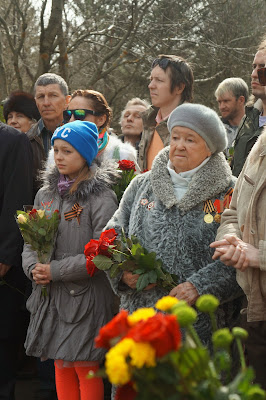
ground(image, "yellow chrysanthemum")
xmin=127 ymin=308 xmax=156 ymax=326
xmin=106 ymin=338 xmax=134 ymax=359
xmin=155 ymin=296 xmax=179 ymax=311
xmin=105 ymin=355 xmax=131 ymax=385
xmin=130 ymin=341 xmax=156 ymax=368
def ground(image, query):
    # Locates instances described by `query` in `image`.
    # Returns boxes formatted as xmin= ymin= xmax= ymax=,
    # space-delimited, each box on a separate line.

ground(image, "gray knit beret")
xmin=167 ymin=103 xmax=227 ymax=154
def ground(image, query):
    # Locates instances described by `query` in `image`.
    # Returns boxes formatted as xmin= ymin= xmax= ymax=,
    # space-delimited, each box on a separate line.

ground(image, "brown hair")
xmin=71 ymin=89 xmax=112 ymax=129
xmin=151 ymin=55 xmax=194 ymax=103
xmin=69 ymin=164 xmax=93 ymax=194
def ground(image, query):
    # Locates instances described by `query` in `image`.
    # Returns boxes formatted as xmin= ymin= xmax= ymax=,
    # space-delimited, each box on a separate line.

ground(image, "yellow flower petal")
xmin=128 ymin=308 xmax=156 ymax=326
xmin=155 ymin=296 xmax=179 ymax=311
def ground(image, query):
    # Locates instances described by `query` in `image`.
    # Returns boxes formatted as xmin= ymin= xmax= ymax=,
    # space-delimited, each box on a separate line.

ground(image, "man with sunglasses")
xmin=27 ymin=73 xmax=71 ymax=197
xmin=231 ymin=38 xmax=266 ymax=177
xmin=138 ymin=54 xmax=194 ymax=171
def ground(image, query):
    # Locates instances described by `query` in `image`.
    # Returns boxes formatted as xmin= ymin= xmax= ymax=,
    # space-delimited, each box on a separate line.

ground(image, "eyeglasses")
xmin=258 ymin=67 xmax=266 ymax=86
xmin=151 ymin=57 xmax=182 ymax=72
xmin=63 ymin=109 xmax=102 ymax=122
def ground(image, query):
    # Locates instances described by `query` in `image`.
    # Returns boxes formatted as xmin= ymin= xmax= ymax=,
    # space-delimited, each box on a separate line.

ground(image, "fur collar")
xmin=40 ymin=158 xmax=119 ymax=203
xmin=150 ymin=147 xmax=234 ymax=211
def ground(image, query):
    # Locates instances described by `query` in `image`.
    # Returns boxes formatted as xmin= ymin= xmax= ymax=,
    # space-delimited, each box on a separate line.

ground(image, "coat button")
xmin=250 ymin=229 xmax=255 ymax=235
xmin=70 ymin=290 xmax=75 ymax=295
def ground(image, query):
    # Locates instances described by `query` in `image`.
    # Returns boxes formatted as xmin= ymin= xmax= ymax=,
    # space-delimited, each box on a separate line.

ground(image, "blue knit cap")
xmin=51 ymin=121 xmax=99 ymax=166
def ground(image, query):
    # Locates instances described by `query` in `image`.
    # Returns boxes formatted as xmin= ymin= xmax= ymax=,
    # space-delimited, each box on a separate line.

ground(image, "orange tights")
xmin=54 ymin=361 xmax=104 ymax=400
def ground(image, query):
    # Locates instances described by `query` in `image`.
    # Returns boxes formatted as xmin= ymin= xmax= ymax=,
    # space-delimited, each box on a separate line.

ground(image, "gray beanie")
xmin=167 ymin=103 xmax=227 ymax=154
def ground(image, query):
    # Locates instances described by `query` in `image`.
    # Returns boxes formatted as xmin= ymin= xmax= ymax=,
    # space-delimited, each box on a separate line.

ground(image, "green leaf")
xmin=38 ymin=228 xmax=46 ymax=236
xmin=136 ymin=272 xmax=151 ymax=291
xmin=110 ymin=263 xmax=121 ymax=278
xmin=133 ymin=268 xmax=146 ymax=274
xmin=92 ymin=255 xmax=113 ymax=270
xmin=147 ymin=269 xmax=158 ymax=283
xmin=131 ymin=242 xmax=144 ymax=257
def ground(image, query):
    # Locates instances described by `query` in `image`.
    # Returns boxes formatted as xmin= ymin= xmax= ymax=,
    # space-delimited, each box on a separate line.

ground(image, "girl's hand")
xmin=32 ymin=263 xmax=51 ymax=285
xmin=169 ymin=282 xmax=199 ymax=305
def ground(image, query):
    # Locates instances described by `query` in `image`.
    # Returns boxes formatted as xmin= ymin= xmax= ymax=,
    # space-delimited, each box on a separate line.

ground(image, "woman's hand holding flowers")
xmin=32 ymin=263 xmax=51 ymax=285
xmin=122 ymin=271 xmax=156 ymax=291
xmin=169 ymin=281 xmax=199 ymax=305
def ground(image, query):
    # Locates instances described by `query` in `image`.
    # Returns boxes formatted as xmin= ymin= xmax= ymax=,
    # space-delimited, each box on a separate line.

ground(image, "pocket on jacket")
xmin=55 ymin=280 xmax=94 ymax=324
xmin=243 ymin=174 xmax=255 ymax=186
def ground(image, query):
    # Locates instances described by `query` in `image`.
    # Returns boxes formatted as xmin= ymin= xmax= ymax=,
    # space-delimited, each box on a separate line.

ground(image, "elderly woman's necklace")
xmin=203 ymin=200 xmax=215 ymax=224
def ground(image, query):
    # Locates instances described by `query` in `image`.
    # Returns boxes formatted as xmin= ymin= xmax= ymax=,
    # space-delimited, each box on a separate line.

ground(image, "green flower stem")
xmin=210 ymin=312 xmax=218 ymax=332
xmin=110 ymin=248 xmax=130 ymax=258
xmin=186 ymin=325 xmax=219 ymax=385
xmin=187 ymin=325 xmax=203 ymax=348
xmin=0 ymin=279 xmax=25 ymax=297
xmin=235 ymin=337 xmax=246 ymax=371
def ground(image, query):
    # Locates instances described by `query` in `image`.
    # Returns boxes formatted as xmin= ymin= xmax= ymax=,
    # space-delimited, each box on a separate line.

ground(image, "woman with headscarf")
xmin=105 ymin=103 xmax=243 ymax=347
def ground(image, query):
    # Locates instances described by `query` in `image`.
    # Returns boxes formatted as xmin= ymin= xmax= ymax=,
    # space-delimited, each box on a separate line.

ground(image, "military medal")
xmin=204 ymin=213 xmax=214 ymax=224
xmin=203 ymin=199 xmax=215 ymax=224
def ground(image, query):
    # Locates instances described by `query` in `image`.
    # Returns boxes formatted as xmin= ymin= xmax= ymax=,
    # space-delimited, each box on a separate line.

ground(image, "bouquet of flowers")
xmin=113 ymin=160 xmax=136 ymax=203
xmin=16 ymin=208 xmax=60 ymax=295
xmin=91 ymin=295 xmax=265 ymax=400
xmin=84 ymin=228 xmax=178 ymax=292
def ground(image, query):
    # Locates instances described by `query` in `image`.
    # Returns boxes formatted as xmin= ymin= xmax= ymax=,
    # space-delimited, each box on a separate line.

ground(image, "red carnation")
xmin=115 ymin=382 xmax=137 ymax=400
xmin=126 ymin=313 xmax=181 ymax=358
xmin=118 ymin=160 xmax=136 ymax=171
xmin=95 ymin=309 xmax=130 ymax=349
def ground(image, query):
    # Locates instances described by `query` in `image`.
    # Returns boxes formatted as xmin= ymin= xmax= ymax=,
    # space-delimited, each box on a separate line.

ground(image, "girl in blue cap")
xmin=22 ymin=120 xmax=118 ymax=400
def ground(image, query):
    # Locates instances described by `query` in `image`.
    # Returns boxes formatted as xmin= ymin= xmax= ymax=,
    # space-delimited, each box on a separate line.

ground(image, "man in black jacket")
xmin=0 ymin=123 xmax=33 ymax=399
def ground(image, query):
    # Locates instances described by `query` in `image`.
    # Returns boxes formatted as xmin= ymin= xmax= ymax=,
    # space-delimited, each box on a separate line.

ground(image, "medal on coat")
xmin=203 ymin=199 xmax=215 ymax=224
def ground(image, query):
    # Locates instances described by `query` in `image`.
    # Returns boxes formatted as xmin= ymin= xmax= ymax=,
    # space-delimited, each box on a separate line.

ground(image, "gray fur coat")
xmin=105 ymin=147 xmax=243 ymax=346
xmin=22 ymin=160 xmax=118 ymax=362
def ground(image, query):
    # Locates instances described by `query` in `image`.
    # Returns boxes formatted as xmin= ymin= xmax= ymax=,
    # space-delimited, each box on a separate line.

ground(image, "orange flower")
xmin=95 ymin=310 xmax=130 ymax=349
xmin=126 ymin=313 xmax=181 ymax=357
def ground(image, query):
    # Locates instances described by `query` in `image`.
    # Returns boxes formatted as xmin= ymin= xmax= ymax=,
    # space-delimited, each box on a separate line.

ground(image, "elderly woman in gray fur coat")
xmin=105 ymin=103 xmax=243 ymax=347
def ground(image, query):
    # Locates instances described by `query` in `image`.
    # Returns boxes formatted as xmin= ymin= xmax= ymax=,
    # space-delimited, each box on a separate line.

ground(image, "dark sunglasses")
xmin=258 ymin=67 xmax=266 ymax=86
xmin=151 ymin=57 xmax=181 ymax=72
xmin=63 ymin=109 xmax=102 ymax=122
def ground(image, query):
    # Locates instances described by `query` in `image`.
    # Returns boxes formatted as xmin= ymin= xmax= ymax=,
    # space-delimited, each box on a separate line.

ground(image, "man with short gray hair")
xmin=27 ymin=73 xmax=70 ymax=195
xmin=215 ymin=77 xmax=249 ymax=153
xmin=120 ymin=97 xmax=149 ymax=149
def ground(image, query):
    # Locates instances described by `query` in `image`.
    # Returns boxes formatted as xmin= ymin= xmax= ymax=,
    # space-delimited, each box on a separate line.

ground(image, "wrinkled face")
xmin=121 ymin=105 xmax=146 ymax=136
xmin=68 ymin=96 xmax=106 ymax=129
xmin=148 ymin=65 xmax=181 ymax=109
xmin=53 ymin=139 xmax=86 ymax=179
xmin=35 ymin=84 xmax=69 ymax=124
xmin=169 ymin=126 xmax=211 ymax=173
xmin=216 ymin=91 xmax=243 ymax=122
xmin=251 ymin=51 xmax=266 ymax=99
xmin=7 ymin=111 xmax=33 ymax=133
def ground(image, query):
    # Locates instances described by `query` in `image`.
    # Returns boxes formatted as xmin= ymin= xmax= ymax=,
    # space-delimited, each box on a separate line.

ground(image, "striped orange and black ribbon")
xmin=64 ymin=203 xmax=83 ymax=225
xmin=223 ymin=187 xmax=233 ymax=209
xmin=203 ymin=199 xmax=215 ymax=214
